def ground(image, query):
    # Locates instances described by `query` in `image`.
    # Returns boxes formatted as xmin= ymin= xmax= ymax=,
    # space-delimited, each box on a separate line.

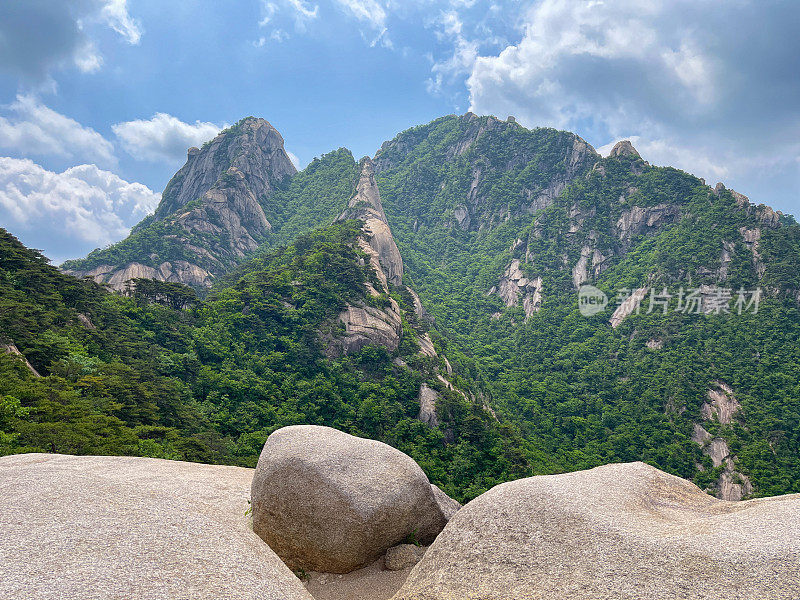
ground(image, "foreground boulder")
xmin=392 ymin=462 xmax=800 ymax=600
xmin=431 ymin=484 xmax=461 ymax=520
xmin=251 ymin=425 xmax=450 ymax=573
xmin=0 ymin=453 xmax=313 ymax=600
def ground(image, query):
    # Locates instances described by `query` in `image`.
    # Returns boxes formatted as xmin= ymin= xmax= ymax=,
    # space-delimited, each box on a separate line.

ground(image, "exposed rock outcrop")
xmin=717 ymin=240 xmax=735 ymax=280
xmin=156 ymin=117 xmax=296 ymax=219
xmin=693 ymin=382 xmax=753 ymax=501
xmin=418 ymin=384 xmax=440 ymax=428
xmin=0 ymin=342 xmax=40 ymax=377
xmin=323 ymin=303 xmax=402 ymax=358
xmin=718 ymin=183 xmax=783 ymax=229
xmin=702 ymin=381 xmax=741 ymax=425
xmin=609 ymin=140 xmax=641 ymax=158
xmin=406 ymin=287 xmax=429 ymax=322
xmin=740 ymin=226 xmax=766 ymax=278
xmin=491 ymin=258 xmax=542 ymax=317
xmin=337 ymin=157 xmax=403 ymax=287
xmin=572 ymin=245 xmax=592 ymax=288
xmin=174 ymin=166 xmax=272 ymax=256
xmin=70 ymin=260 xmax=214 ymax=290
xmin=250 ymin=425 xmax=449 ymax=573
xmin=609 ymin=287 xmax=648 ymax=328
xmin=391 ymin=462 xmax=800 ymax=600
xmin=616 ymin=204 xmax=680 ymax=248
xmin=0 ymin=454 xmax=313 ymax=600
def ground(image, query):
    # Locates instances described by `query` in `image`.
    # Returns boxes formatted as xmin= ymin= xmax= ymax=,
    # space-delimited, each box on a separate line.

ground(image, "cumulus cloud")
xmin=0 ymin=95 xmax=116 ymax=165
xmin=0 ymin=157 xmax=159 ymax=261
xmin=464 ymin=0 xmax=800 ymax=209
xmin=112 ymin=113 xmax=224 ymax=163
xmin=0 ymin=0 xmax=142 ymax=80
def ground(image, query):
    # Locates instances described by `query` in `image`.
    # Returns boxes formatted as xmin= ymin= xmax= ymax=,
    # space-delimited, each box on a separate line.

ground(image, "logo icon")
xmin=578 ymin=285 xmax=608 ymax=316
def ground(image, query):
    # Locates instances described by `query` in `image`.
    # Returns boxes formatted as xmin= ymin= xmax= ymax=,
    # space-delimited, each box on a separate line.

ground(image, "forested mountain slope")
xmin=374 ymin=114 xmax=800 ymax=499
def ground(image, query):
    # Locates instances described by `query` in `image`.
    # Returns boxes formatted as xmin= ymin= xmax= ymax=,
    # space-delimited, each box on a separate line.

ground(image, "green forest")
xmin=0 ymin=223 xmax=526 ymax=502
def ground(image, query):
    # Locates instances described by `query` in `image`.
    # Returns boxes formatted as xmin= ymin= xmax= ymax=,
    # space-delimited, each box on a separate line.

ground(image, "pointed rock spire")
xmin=338 ymin=157 xmax=390 ymax=225
xmin=338 ymin=158 xmax=403 ymax=287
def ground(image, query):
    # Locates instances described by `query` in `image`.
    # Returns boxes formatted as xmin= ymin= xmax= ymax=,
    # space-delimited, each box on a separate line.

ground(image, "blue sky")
xmin=0 ymin=1 xmax=798 ymax=263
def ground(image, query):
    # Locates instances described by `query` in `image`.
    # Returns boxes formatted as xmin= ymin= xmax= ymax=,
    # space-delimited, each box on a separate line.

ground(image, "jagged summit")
xmin=155 ymin=117 xmax=296 ymax=219
xmin=609 ymin=139 xmax=641 ymax=158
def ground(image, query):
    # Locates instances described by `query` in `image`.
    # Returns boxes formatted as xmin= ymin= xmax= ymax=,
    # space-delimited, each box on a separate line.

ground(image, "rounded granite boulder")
xmin=251 ymin=425 xmax=449 ymax=573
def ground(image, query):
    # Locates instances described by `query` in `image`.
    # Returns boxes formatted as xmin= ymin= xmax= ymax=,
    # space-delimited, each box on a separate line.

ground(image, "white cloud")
xmin=286 ymin=0 xmax=319 ymax=19
xmin=335 ymin=0 xmax=387 ymax=29
xmin=73 ymin=41 xmax=104 ymax=73
xmin=0 ymin=95 xmax=115 ymax=165
xmin=285 ymin=149 xmax=301 ymax=169
xmin=112 ymin=113 xmax=224 ymax=163
xmin=427 ymin=10 xmax=479 ymax=94
xmin=0 ymin=0 xmax=142 ymax=80
xmin=99 ymin=0 xmax=143 ymax=45
xmin=333 ymin=0 xmax=395 ymax=47
xmin=0 ymin=157 xmax=159 ymax=259
xmin=597 ymin=136 xmax=729 ymax=181
xmin=255 ymin=0 xmax=319 ymax=44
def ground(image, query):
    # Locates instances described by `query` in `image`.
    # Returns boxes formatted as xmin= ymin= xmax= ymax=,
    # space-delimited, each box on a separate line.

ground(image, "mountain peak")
xmin=337 ymin=157 xmax=403 ymax=287
xmin=62 ymin=115 xmax=298 ymax=290
xmin=155 ymin=116 xmax=296 ymax=220
xmin=609 ymin=140 xmax=641 ymax=158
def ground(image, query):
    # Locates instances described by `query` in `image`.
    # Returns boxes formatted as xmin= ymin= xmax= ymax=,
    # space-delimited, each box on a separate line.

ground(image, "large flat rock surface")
xmin=0 ymin=453 xmax=314 ymax=600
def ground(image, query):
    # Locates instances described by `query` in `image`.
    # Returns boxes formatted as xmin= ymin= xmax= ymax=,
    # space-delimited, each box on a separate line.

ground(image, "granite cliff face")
xmin=62 ymin=117 xmax=296 ymax=290
xmin=156 ymin=117 xmax=296 ymax=219
xmin=337 ymin=157 xmax=404 ymax=287
xmin=321 ymin=158 xmax=473 ymax=435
